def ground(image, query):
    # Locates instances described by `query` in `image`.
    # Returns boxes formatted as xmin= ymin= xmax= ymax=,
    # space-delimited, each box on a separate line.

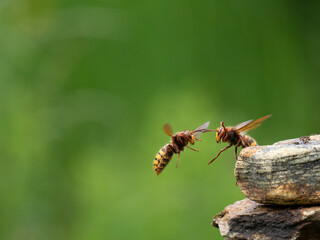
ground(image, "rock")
xmin=235 ymin=135 xmax=320 ymax=205
xmin=212 ymin=198 xmax=320 ymax=240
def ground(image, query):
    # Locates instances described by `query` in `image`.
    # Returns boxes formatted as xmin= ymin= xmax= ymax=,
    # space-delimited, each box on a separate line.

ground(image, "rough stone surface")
xmin=235 ymin=135 xmax=320 ymax=205
xmin=212 ymin=198 xmax=320 ymax=240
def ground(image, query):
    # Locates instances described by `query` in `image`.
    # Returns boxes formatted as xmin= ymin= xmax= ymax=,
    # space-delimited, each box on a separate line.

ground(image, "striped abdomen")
xmin=242 ymin=135 xmax=257 ymax=148
xmin=153 ymin=144 xmax=174 ymax=175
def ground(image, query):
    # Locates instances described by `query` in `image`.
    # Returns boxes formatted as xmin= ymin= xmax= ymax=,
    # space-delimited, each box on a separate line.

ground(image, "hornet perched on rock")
xmin=208 ymin=115 xmax=272 ymax=164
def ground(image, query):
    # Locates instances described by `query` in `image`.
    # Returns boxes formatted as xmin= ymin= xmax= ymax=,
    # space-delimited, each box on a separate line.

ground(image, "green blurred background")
xmin=1 ymin=0 xmax=320 ymax=239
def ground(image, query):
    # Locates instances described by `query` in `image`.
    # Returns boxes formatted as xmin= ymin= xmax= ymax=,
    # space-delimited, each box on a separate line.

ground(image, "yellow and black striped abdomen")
xmin=154 ymin=144 xmax=174 ymax=175
xmin=243 ymin=135 xmax=257 ymax=147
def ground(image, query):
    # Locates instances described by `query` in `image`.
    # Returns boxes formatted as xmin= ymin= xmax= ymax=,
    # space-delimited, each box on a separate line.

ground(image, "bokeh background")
xmin=1 ymin=0 xmax=320 ymax=239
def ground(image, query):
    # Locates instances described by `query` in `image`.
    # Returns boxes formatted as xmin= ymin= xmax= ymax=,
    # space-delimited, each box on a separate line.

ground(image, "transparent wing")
xmin=193 ymin=121 xmax=210 ymax=138
xmin=163 ymin=123 xmax=173 ymax=136
xmin=236 ymin=114 xmax=272 ymax=134
xmin=194 ymin=121 xmax=210 ymax=131
xmin=235 ymin=119 xmax=253 ymax=130
xmin=235 ymin=119 xmax=253 ymax=135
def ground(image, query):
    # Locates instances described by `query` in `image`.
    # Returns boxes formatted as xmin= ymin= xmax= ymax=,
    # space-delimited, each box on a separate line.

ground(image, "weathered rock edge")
xmin=212 ymin=198 xmax=320 ymax=240
xmin=235 ymin=135 xmax=320 ymax=205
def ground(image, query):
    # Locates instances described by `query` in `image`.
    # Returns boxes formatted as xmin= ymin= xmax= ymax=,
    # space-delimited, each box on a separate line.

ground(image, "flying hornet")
xmin=154 ymin=121 xmax=210 ymax=175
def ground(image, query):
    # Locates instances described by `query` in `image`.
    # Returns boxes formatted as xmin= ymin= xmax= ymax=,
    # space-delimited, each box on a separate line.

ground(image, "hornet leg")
xmin=221 ymin=121 xmax=226 ymax=131
xmin=208 ymin=144 xmax=232 ymax=164
xmin=194 ymin=137 xmax=201 ymax=141
xmin=223 ymin=131 xmax=229 ymax=142
xmin=235 ymin=147 xmax=238 ymax=160
xmin=186 ymin=145 xmax=199 ymax=152
xmin=235 ymin=138 xmax=241 ymax=160
xmin=176 ymin=152 xmax=180 ymax=168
